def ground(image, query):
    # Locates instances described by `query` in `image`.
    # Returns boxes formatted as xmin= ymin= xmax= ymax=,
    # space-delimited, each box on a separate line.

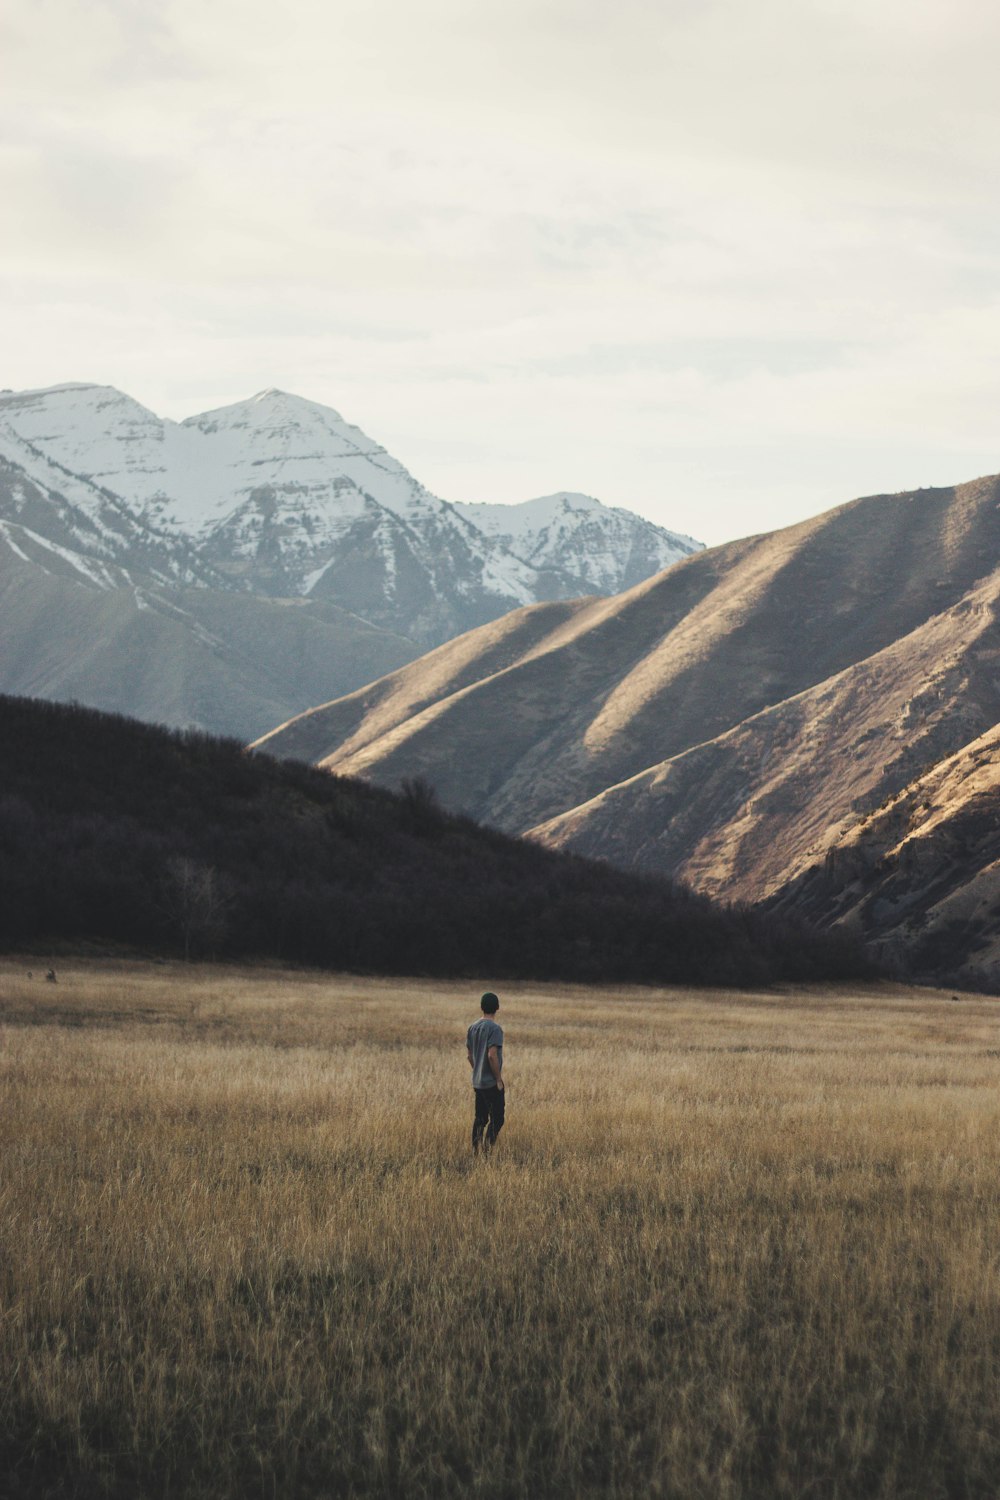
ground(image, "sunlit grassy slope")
xmin=3 ymin=960 xmax=1000 ymax=1498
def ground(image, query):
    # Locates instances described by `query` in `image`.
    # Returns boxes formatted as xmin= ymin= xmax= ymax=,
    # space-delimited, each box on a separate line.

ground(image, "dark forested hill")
xmin=0 ymin=694 xmax=868 ymax=986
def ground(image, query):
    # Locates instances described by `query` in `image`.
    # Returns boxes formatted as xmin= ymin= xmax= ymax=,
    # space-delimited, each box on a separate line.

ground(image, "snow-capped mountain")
xmin=0 ymin=393 xmax=216 ymax=588
xmin=0 ymin=383 xmax=702 ymax=645
xmin=0 ymin=379 xmax=705 ymax=736
xmin=0 ymin=439 xmax=419 ymax=739
xmin=455 ymin=492 xmax=700 ymax=596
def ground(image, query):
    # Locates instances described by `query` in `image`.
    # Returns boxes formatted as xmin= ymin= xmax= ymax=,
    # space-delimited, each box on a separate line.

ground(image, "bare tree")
xmin=160 ymin=857 xmax=232 ymax=961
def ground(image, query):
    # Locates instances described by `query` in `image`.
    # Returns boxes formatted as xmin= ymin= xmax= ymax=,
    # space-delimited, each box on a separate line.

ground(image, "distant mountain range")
xmin=0 ymin=383 xmax=700 ymax=737
xmin=254 ymin=472 xmax=1000 ymax=990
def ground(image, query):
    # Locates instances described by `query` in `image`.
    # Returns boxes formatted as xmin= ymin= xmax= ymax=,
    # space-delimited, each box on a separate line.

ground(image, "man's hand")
xmin=487 ymin=1044 xmax=504 ymax=1091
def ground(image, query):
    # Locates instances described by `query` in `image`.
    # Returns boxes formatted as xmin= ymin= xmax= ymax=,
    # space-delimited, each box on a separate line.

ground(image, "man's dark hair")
xmin=480 ymin=991 xmax=500 ymax=1014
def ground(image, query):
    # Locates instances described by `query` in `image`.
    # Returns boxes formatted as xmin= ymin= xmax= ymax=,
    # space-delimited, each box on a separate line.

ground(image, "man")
xmin=467 ymin=991 xmax=505 ymax=1155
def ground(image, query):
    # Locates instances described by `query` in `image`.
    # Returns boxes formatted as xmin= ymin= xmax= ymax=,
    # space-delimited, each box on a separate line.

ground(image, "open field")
xmin=2 ymin=961 xmax=1000 ymax=1498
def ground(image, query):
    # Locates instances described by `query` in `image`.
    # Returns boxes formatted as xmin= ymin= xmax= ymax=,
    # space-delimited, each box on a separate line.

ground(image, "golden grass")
xmin=2 ymin=960 xmax=1000 ymax=1498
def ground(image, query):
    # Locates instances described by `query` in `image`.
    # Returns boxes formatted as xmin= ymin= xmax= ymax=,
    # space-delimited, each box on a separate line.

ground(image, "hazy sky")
xmin=3 ymin=0 xmax=1000 ymax=544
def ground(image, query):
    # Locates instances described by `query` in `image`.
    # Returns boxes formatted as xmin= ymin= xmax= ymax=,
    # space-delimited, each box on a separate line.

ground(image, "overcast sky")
xmin=3 ymin=0 xmax=1000 ymax=544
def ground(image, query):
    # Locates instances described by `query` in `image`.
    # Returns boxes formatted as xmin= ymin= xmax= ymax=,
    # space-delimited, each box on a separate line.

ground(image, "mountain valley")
xmin=9 ymin=377 xmax=1000 ymax=987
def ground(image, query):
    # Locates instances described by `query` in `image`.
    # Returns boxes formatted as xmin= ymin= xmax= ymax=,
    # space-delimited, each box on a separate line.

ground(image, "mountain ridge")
xmin=0 ymin=380 xmax=701 ymax=737
xmin=252 ymin=469 xmax=1000 ymax=988
xmin=0 ymin=381 xmax=701 ymax=643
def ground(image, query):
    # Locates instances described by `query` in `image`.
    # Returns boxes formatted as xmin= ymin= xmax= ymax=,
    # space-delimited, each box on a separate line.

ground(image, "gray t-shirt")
xmin=467 ymin=1017 xmax=504 ymax=1089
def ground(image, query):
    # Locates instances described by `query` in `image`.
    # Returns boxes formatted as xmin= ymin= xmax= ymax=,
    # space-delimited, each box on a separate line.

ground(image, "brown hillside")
xmin=767 ymin=724 xmax=1000 ymax=989
xmin=533 ymin=572 xmax=1000 ymax=902
xmin=254 ymin=473 xmax=1000 ymax=983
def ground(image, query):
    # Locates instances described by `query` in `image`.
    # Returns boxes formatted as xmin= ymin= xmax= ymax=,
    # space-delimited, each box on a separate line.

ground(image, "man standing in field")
xmin=467 ymin=991 xmax=505 ymax=1156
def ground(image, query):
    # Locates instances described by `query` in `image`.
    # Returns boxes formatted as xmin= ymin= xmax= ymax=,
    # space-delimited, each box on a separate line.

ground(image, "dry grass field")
xmin=2 ymin=960 xmax=1000 ymax=1499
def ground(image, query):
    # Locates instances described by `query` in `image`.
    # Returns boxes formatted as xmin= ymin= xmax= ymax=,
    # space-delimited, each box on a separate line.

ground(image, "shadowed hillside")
xmin=0 ymin=506 xmax=420 ymax=741
xmin=0 ymin=694 xmax=868 ymax=986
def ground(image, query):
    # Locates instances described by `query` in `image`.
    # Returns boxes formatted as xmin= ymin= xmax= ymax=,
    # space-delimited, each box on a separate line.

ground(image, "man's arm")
xmin=487 ymin=1044 xmax=504 ymax=1090
xmin=467 ymin=1046 xmax=474 ymax=1070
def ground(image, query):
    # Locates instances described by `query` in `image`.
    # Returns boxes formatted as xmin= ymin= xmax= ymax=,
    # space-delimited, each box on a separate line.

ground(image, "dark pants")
xmin=472 ymin=1086 xmax=505 ymax=1153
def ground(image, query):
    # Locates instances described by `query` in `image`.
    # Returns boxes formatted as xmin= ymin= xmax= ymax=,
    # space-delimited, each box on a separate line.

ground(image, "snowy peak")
xmin=0 ymin=383 xmax=170 ymax=497
xmin=462 ymin=489 xmax=689 ymax=539
xmin=184 ymin=388 xmax=353 ymax=441
xmin=0 ymin=381 xmax=703 ymax=644
xmin=178 ymin=387 xmax=418 ymax=523
xmin=454 ymin=491 xmax=702 ymax=596
xmin=0 ymin=402 xmax=217 ymax=590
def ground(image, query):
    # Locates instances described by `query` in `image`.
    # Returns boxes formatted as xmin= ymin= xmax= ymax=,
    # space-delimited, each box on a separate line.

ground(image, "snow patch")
xmin=0 ymin=518 xmax=126 ymax=588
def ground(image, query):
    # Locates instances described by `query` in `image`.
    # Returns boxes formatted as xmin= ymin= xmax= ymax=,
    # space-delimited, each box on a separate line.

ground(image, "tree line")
xmin=0 ymin=694 xmax=873 ymax=986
